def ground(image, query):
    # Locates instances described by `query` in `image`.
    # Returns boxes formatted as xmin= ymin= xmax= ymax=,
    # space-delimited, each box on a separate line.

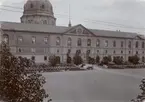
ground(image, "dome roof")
xmin=24 ymin=0 xmax=54 ymax=15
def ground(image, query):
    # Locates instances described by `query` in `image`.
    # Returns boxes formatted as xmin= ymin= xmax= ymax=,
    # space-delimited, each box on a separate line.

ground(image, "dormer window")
xmin=41 ymin=4 xmax=45 ymax=9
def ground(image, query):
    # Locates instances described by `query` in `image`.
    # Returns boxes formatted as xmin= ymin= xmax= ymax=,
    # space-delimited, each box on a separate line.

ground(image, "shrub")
xmin=88 ymin=57 xmax=95 ymax=64
xmin=96 ymin=56 xmax=100 ymax=64
xmin=73 ymin=55 xmax=83 ymax=65
xmin=102 ymin=56 xmax=110 ymax=65
xmin=49 ymin=55 xmax=57 ymax=67
xmin=113 ymin=56 xmax=123 ymax=65
xmin=67 ymin=56 xmax=72 ymax=64
xmin=129 ymin=55 xmax=140 ymax=64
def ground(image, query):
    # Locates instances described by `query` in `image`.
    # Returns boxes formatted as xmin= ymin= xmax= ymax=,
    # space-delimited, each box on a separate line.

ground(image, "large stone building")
xmin=0 ymin=0 xmax=145 ymax=63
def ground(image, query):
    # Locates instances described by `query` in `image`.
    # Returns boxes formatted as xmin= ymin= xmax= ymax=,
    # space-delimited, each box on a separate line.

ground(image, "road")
xmin=42 ymin=67 xmax=145 ymax=102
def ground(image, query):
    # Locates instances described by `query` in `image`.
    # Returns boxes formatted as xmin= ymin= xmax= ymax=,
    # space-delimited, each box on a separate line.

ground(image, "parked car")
xmin=79 ymin=64 xmax=94 ymax=70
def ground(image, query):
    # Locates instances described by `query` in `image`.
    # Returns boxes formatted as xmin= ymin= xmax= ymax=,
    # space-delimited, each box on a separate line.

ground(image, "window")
xmin=142 ymin=42 xmax=144 ymax=48
xmin=96 ymin=39 xmax=100 ymax=47
xmin=44 ymin=56 xmax=47 ymax=61
xmin=87 ymin=39 xmax=91 ymax=46
xmin=121 ymin=41 xmax=124 ymax=47
xmin=128 ymin=41 xmax=131 ymax=48
xmin=31 ymin=48 xmax=36 ymax=53
xmin=44 ymin=37 xmax=48 ymax=44
xmin=67 ymin=49 xmax=71 ymax=54
xmin=129 ymin=51 xmax=131 ymax=54
xmin=32 ymin=36 xmax=36 ymax=44
xmin=31 ymin=56 xmax=35 ymax=61
xmin=18 ymin=36 xmax=23 ymax=43
xmin=136 ymin=51 xmax=138 ymax=55
xmin=143 ymin=51 xmax=144 ymax=54
xmin=43 ymin=20 xmax=47 ymax=24
xmin=76 ymin=50 xmax=81 ymax=55
xmin=3 ymin=34 xmax=9 ymax=44
xmin=136 ymin=41 xmax=139 ymax=48
xmin=105 ymin=40 xmax=108 ymax=47
xmin=67 ymin=37 xmax=72 ymax=46
xmin=18 ymin=48 xmax=22 ymax=53
xmin=41 ymin=4 xmax=45 ymax=9
xmin=142 ymin=57 xmax=145 ymax=62
xmin=121 ymin=50 xmax=123 ymax=54
xmin=113 ymin=50 xmax=116 ymax=54
xmin=30 ymin=4 xmax=33 ymax=8
xmin=113 ymin=41 xmax=116 ymax=47
xmin=56 ymin=37 xmax=61 ymax=46
xmin=77 ymin=38 xmax=82 ymax=46
xmin=97 ymin=50 xmax=99 ymax=53
xmin=105 ymin=50 xmax=108 ymax=54
xmin=86 ymin=50 xmax=91 ymax=55
xmin=57 ymin=49 xmax=59 ymax=54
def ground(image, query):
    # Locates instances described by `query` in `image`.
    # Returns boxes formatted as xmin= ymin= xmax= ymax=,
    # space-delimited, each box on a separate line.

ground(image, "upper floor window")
xmin=77 ymin=38 xmax=82 ymax=46
xmin=3 ymin=34 xmax=9 ymax=44
xmin=56 ymin=37 xmax=61 ymax=46
xmin=121 ymin=50 xmax=123 ymax=54
xmin=32 ymin=36 xmax=36 ymax=44
xmin=121 ymin=41 xmax=124 ymax=47
xmin=31 ymin=48 xmax=36 ymax=53
xmin=67 ymin=37 xmax=72 ymax=46
xmin=30 ymin=4 xmax=33 ymax=8
xmin=18 ymin=36 xmax=23 ymax=43
xmin=142 ymin=42 xmax=144 ymax=48
xmin=18 ymin=48 xmax=22 ymax=53
xmin=31 ymin=56 xmax=35 ymax=61
xmin=44 ymin=56 xmax=47 ymax=61
xmin=105 ymin=40 xmax=108 ymax=47
xmin=86 ymin=50 xmax=91 ymax=55
xmin=136 ymin=41 xmax=139 ymax=48
xmin=113 ymin=50 xmax=116 ymax=54
xmin=87 ymin=39 xmax=91 ymax=46
xmin=43 ymin=20 xmax=47 ymax=24
xmin=44 ymin=37 xmax=48 ymax=44
xmin=41 ymin=4 xmax=45 ymax=9
xmin=96 ymin=39 xmax=100 ymax=47
xmin=128 ymin=41 xmax=131 ymax=48
xmin=136 ymin=51 xmax=138 ymax=55
xmin=113 ymin=41 xmax=116 ymax=47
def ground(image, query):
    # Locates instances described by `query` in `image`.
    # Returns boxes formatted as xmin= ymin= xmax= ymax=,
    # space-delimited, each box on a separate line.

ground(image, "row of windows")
xmin=3 ymin=35 xmax=145 ymax=48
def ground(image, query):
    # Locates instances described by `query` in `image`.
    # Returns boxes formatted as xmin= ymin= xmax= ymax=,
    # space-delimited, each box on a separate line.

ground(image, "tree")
xmin=96 ymin=56 xmax=100 ymax=64
xmin=108 ymin=55 xmax=112 ymax=62
xmin=88 ymin=57 xmax=95 ymax=64
xmin=73 ymin=55 xmax=83 ymax=65
xmin=131 ymin=79 xmax=145 ymax=102
xmin=49 ymin=55 xmax=57 ymax=67
xmin=0 ymin=42 xmax=49 ymax=102
xmin=113 ymin=56 xmax=123 ymax=65
xmin=129 ymin=55 xmax=140 ymax=64
xmin=101 ymin=56 xmax=110 ymax=65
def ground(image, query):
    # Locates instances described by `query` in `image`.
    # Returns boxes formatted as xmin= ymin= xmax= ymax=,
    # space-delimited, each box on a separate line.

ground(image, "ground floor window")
xmin=44 ymin=56 xmax=47 ymax=61
xmin=31 ymin=56 xmax=35 ymax=61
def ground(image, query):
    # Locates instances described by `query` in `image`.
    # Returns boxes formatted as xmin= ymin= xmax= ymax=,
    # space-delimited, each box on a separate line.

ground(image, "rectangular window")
xmin=32 ymin=36 xmax=36 ymax=44
xmin=18 ymin=48 xmax=22 ymax=53
xmin=44 ymin=56 xmax=47 ymax=61
xmin=44 ymin=37 xmax=48 ymax=44
xmin=121 ymin=41 xmax=123 ymax=47
xmin=18 ymin=36 xmax=23 ymax=43
xmin=113 ymin=41 xmax=116 ymax=47
xmin=31 ymin=56 xmax=35 ymax=61
xmin=31 ymin=48 xmax=36 ymax=53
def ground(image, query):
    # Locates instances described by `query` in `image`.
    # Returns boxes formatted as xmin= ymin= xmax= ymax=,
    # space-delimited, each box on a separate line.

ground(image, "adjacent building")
xmin=0 ymin=0 xmax=145 ymax=63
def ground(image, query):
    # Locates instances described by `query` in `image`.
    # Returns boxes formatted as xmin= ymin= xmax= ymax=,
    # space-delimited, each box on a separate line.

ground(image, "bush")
xmin=73 ymin=55 xmax=83 ymax=65
xmin=67 ymin=55 xmax=72 ymax=64
xmin=96 ymin=56 xmax=100 ymax=64
xmin=49 ymin=55 xmax=58 ymax=67
xmin=88 ymin=57 xmax=95 ymax=64
xmin=101 ymin=56 xmax=111 ymax=65
xmin=113 ymin=56 xmax=123 ymax=65
xmin=56 ymin=56 xmax=60 ymax=64
xmin=129 ymin=55 xmax=140 ymax=64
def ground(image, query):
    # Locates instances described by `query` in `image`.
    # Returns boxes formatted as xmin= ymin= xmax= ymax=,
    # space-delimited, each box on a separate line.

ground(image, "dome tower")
xmin=21 ymin=0 xmax=56 ymax=25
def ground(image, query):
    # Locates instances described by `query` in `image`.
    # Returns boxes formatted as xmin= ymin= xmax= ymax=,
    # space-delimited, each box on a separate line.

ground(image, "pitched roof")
xmin=90 ymin=29 xmax=138 ymax=38
xmin=0 ymin=22 xmax=69 ymax=34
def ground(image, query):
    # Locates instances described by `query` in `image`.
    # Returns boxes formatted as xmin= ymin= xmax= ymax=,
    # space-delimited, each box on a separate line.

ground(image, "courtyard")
xmin=42 ymin=67 xmax=145 ymax=102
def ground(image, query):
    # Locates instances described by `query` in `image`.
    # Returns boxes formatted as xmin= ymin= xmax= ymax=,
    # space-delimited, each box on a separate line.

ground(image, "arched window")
xmin=113 ymin=41 xmax=116 ymax=47
xmin=30 ymin=4 xmax=33 ymax=8
xmin=41 ymin=4 xmax=45 ymax=9
xmin=87 ymin=39 xmax=91 ymax=46
xmin=142 ymin=42 xmax=144 ymax=48
xmin=3 ymin=34 xmax=9 ymax=44
xmin=136 ymin=41 xmax=139 ymax=48
xmin=56 ymin=37 xmax=61 ymax=46
xmin=96 ymin=39 xmax=100 ymax=47
xmin=77 ymin=38 xmax=82 ymax=46
xmin=67 ymin=37 xmax=72 ymax=46
xmin=105 ymin=40 xmax=108 ymax=47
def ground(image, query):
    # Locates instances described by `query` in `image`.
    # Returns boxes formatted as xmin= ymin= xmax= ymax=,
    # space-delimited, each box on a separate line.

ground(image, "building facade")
xmin=0 ymin=0 xmax=145 ymax=63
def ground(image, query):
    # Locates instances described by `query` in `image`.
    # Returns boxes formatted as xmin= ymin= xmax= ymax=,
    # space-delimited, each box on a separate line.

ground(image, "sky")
xmin=0 ymin=0 xmax=145 ymax=34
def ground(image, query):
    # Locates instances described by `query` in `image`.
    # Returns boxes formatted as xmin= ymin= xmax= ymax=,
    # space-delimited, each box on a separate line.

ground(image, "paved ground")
xmin=42 ymin=67 xmax=145 ymax=102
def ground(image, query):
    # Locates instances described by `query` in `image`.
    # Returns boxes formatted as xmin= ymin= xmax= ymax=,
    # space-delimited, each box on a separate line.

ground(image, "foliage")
xmin=131 ymin=79 xmax=145 ymax=102
xmin=66 ymin=55 xmax=72 ymax=64
xmin=88 ymin=57 xmax=95 ymax=64
xmin=101 ymin=56 xmax=112 ymax=65
xmin=49 ymin=55 xmax=60 ymax=67
xmin=96 ymin=56 xmax=100 ymax=64
xmin=73 ymin=55 xmax=83 ymax=65
xmin=0 ymin=42 xmax=49 ymax=102
xmin=128 ymin=55 xmax=140 ymax=64
xmin=113 ymin=56 xmax=123 ymax=65
xmin=108 ymin=55 xmax=112 ymax=62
